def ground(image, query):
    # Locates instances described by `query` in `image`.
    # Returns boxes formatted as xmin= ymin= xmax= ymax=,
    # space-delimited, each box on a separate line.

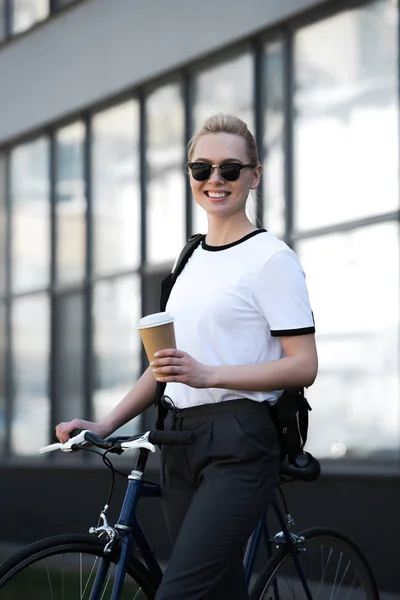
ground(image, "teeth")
xmin=208 ymin=192 xmax=228 ymax=198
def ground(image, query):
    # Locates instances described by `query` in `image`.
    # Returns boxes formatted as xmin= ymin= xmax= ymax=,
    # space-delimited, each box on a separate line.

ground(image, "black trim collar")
xmin=202 ymin=229 xmax=267 ymax=252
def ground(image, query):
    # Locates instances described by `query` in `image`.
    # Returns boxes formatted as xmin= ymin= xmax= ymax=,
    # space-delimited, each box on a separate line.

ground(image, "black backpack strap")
xmin=155 ymin=233 xmax=205 ymax=429
xmin=160 ymin=234 xmax=205 ymax=312
xmin=172 ymin=233 xmax=205 ymax=284
xmin=297 ymin=392 xmax=312 ymax=448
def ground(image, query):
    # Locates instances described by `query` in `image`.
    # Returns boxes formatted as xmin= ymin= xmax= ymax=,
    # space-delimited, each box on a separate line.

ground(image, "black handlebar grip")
xmin=70 ymin=429 xmax=83 ymax=438
xmin=148 ymin=430 xmax=196 ymax=446
xmin=83 ymin=431 xmax=110 ymax=448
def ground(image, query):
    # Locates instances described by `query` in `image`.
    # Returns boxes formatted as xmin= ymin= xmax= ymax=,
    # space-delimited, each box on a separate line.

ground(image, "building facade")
xmin=0 ymin=0 xmax=399 ymax=593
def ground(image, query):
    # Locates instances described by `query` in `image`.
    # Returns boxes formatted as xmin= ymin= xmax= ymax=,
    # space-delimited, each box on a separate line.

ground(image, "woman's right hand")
xmin=55 ymin=419 xmax=112 ymax=444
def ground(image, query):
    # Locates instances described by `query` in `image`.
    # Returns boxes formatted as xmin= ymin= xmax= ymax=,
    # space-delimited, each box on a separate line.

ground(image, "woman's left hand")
xmin=151 ymin=348 xmax=213 ymax=388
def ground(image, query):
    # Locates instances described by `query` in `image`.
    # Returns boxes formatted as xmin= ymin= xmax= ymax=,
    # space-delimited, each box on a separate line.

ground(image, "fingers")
xmin=153 ymin=366 xmax=184 ymax=376
xmin=151 ymin=357 xmax=182 ymax=368
xmin=55 ymin=419 xmax=83 ymax=443
xmin=152 ymin=348 xmax=185 ymax=360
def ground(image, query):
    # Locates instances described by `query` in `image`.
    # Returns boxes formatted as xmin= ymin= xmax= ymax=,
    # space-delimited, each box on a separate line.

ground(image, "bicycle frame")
xmin=89 ymin=449 xmax=163 ymax=600
xmin=90 ymin=448 xmax=313 ymax=600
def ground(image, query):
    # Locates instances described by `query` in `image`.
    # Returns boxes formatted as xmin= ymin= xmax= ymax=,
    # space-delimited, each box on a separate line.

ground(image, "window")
xmin=11 ymin=0 xmax=49 ymax=35
xmin=11 ymin=294 xmax=50 ymax=455
xmin=53 ymin=293 xmax=85 ymax=424
xmin=55 ymin=122 xmax=86 ymax=285
xmin=146 ymin=83 xmax=185 ymax=264
xmin=0 ymin=154 xmax=6 ymax=295
xmin=294 ymin=1 xmax=399 ymax=231
xmin=10 ymin=137 xmax=50 ymax=293
xmin=193 ymin=53 xmax=255 ymax=231
xmin=263 ymin=40 xmax=285 ymax=237
xmin=92 ymin=276 xmax=141 ymax=432
xmin=92 ymin=102 xmax=141 ymax=276
xmin=298 ymin=222 xmax=400 ymax=461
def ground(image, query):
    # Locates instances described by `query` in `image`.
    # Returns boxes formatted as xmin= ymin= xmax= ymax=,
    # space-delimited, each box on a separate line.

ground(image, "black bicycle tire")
xmin=0 ymin=533 xmax=159 ymax=599
xmin=250 ymin=527 xmax=380 ymax=600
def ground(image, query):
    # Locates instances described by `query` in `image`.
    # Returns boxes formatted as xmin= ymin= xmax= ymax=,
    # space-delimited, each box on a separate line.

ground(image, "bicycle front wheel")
xmin=251 ymin=527 xmax=379 ymax=600
xmin=0 ymin=533 xmax=158 ymax=599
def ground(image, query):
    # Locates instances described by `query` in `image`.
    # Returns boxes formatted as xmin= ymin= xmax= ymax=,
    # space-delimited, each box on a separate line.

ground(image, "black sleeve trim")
xmin=271 ymin=326 xmax=315 ymax=337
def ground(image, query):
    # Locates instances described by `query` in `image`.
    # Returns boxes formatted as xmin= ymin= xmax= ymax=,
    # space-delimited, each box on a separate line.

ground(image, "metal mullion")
xmin=139 ymin=93 xmax=148 ymax=376
xmin=282 ymin=28 xmax=295 ymax=249
xmin=253 ymin=40 xmax=265 ymax=229
xmin=83 ymin=115 xmax=93 ymax=423
xmin=4 ymin=150 xmax=12 ymax=457
xmin=183 ymin=71 xmax=193 ymax=238
xmin=139 ymin=93 xmax=147 ymax=268
xmin=397 ymin=0 xmax=400 ymax=469
xmin=4 ymin=0 xmax=11 ymax=39
xmin=49 ymin=132 xmax=57 ymax=437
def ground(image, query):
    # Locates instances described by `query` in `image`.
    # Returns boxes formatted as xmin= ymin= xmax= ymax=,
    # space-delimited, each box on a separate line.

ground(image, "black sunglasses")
xmin=187 ymin=162 xmax=255 ymax=182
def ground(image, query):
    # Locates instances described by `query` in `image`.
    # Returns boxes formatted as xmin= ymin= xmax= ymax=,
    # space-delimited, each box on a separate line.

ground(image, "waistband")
xmin=161 ymin=396 xmax=270 ymax=417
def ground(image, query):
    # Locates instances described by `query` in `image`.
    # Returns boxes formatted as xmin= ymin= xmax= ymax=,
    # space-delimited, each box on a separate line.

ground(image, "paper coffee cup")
xmin=137 ymin=312 xmax=176 ymax=367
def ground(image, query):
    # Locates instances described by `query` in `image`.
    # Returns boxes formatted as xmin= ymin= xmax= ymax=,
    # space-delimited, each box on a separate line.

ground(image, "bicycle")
xmin=0 ymin=429 xmax=380 ymax=599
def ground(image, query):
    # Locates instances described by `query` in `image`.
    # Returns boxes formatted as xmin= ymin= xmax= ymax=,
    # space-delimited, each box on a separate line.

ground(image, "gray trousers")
xmin=155 ymin=398 xmax=280 ymax=600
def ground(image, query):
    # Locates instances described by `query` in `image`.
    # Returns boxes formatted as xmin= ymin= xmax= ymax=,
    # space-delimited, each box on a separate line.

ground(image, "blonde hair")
xmin=188 ymin=114 xmax=259 ymax=165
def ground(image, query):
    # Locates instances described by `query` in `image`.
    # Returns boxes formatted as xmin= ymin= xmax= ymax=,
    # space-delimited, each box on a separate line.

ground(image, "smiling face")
xmin=189 ymin=132 xmax=262 ymax=219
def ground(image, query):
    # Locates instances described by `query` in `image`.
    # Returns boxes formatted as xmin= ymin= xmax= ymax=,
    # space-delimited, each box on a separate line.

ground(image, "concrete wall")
xmin=0 ymin=0 xmax=328 ymax=144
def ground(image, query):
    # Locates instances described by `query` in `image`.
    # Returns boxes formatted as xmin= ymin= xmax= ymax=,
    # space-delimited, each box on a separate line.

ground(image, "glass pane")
xmin=55 ymin=122 xmax=86 ymax=284
xmin=0 ymin=154 xmax=6 ymax=296
xmin=294 ymin=1 xmax=399 ymax=231
xmin=11 ymin=294 xmax=50 ymax=455
xmin=93 ymin=276 xmax=141 ymax=433
xmin=193 ymin=53 xmax=255 ymax=232
xmin=54 ymin=293 xmax=84 ymax=423
xmin=263 ymin=40 xmax=285 ymax=237
xmin=0 ymin=302 xmax=6 ymax=454
xmin=92 ymin=101 xmax=140 ymax=276
xmin=11 ymin=0 xmax=49 ymax=34
xmin=10 ymin=137 xmax=50 ymax=293
xmin=146 ymin=84 xmax=185 ymax=264
xmin=297 ymin=222 xmax=400 ymax=461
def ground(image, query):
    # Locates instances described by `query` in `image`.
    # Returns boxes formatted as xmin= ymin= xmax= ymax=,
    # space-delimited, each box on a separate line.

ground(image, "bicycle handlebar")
xmin=39 ymin=429 xmax=197 ymax=455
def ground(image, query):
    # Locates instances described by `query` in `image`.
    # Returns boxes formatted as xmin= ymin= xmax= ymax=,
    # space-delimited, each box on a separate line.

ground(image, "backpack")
xmin=155 ymin=233 xmax=312 ymax=465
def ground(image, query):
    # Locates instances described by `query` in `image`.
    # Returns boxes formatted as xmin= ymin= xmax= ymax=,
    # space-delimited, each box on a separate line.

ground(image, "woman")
xmin=56 ymin=114 xmax=318 ymax=600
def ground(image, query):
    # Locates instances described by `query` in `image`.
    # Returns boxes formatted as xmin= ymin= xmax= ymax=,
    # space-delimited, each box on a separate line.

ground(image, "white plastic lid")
xmin=137 ymin=312 xmax=174 ymax=329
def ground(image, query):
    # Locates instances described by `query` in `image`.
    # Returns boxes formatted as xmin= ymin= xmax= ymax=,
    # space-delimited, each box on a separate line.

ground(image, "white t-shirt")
xmin=165 ymin=230 xmax=315 ymax=409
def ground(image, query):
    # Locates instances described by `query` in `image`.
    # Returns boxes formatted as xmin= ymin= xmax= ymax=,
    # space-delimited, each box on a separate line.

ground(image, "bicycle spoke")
xmin=82 ymin=554 xmax=102 ymax=598
xmin=133 ymin=584 xmax=145 ymax=599
xmin=333 ymin=557 xmax=351 ymax=600
xmin=100 ymin=562 xmax=115 ymax=600
xmin=316 ymin=545 xmax=333 ymax=598
xmin=330 ymin=550 xmax=343 ymax=599
xmin=45 ymin=559 xmax=55 ymax=600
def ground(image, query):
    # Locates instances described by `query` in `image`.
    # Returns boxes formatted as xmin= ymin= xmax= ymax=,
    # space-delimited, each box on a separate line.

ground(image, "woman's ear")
xmin=250 ymin=164 xmax=262 ymax=190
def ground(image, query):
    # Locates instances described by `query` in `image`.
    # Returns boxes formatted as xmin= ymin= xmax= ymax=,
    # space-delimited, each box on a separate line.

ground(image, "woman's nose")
xmin=208 ymin=165 xmax=224 ymax=183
